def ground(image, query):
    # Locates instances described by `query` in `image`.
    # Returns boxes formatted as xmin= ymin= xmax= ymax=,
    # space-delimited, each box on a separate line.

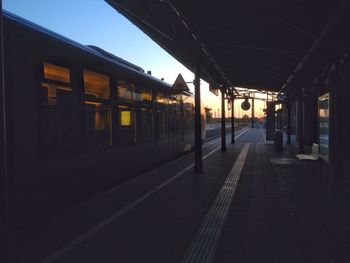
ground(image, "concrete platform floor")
xmin=9 ymin=128 xmax=347 ymax=263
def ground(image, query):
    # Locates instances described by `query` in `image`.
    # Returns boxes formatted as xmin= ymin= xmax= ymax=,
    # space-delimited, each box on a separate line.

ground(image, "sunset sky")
xmin=4 ymin=0 xmax=267 ymax=118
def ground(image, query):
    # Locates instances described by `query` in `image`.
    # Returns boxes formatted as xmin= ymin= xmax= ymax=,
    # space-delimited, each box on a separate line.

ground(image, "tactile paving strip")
xmin=181 ymin=143 xmax=250 ymax=263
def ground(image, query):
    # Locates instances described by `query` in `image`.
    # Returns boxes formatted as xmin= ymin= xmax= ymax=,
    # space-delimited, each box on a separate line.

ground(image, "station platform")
xmin=8 ymin=128 xmax=347 ymax=263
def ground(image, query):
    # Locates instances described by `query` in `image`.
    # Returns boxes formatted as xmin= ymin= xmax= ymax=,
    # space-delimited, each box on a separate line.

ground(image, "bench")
xmin=296 ymin=143 xmax=320 ymax=175
xmin=295 ymin=143 xmax=319 ymax=161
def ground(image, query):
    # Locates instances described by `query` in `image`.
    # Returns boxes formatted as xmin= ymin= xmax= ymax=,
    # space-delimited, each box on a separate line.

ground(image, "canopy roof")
xmin=107 ymin=0 xmax=350 ymax=93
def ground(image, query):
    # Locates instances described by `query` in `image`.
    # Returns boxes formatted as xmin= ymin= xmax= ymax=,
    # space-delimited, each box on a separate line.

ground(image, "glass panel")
xmin=118 ymin=107 xmax=135 ymax=145
xmin=43 ymin=62 xmax=70 ymax=83
xmin=133 ymin=92 xmax=142 ymax=101
xmin=83 ymin=69 xmax=110 ymax=99
xmin=141 ymin=90 xmax=152 ymax=101
xmin=319 ymin=93 xmax=329 ymax=159
xmin=156 ymin=92 xmax=164 ymax=103
xmin=121 ymin=111 xmax=131 ymax=126
xmin=118 ymin=82 xmax=133 ymax=101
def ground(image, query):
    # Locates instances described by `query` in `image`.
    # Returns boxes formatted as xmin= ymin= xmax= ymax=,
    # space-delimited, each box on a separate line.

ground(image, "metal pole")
xmin=231 ymin=97 xmax=235 ymax=144
xmin=194 ymin=52 xmax=203 ymax=173
xmin=221 ymin=88 xmax=226 ymax=151
xmin=329 ymin=90 xmax=336 ymax=194
xmin=251 ymin=95 xmax=255 ymax=128
xmin=297 ymin=96 xmax=304 ymax=152
xmin=287 ymin=102 xmax=291 ymax=145
xmin=0 ymin=2 xmax=9 ymax=261
xmin=330 ymin=64 xmax=345 ymax=195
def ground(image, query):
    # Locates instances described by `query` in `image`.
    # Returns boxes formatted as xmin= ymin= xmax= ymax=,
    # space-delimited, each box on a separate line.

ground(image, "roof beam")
xmin=165 ymin=0 xmax=233 ymax=88
xmin=280 ymin=0 xmax=350 ymax=94
xmin=107 ymin=0 xmax=347 ymax=93
xmin=205 ymin=42 xmax=306 ymax=55
xmin=205 ymin=1 xmax=335 ymax=13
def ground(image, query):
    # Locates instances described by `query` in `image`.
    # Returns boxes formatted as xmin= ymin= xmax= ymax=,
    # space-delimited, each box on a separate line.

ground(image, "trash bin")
xmin=274 ymin=130 xmax=283 ymax=151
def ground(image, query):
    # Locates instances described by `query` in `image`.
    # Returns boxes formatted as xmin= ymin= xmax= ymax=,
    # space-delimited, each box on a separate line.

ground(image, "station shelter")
xmin=106 ymin=0 xmax=350 ymax=195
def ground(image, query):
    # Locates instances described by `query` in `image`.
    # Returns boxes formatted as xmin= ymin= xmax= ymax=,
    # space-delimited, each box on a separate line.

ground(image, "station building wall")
xmin=293 ymin=55 xmax=350 ymax=195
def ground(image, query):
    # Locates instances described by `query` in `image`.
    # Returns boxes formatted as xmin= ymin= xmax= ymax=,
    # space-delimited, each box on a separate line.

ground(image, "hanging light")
xmin=241 ymin=97 xmax=251 ymax=111
xmin=227 ymin=99 xmax=231 ymax=111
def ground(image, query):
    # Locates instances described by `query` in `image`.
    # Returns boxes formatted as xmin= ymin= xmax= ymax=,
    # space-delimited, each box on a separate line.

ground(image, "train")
xmin=3 ymin=11 xmax=206 ymax=229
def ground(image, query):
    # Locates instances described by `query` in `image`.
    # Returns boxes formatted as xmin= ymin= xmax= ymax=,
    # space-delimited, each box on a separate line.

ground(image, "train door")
xmin=118 ymin=82 xmax=136 ymax=145
xmin=83 ymin=69 xmax=111 ymax=149
xmin=135 ymin=87 xmax=153 ymax=143
xmin=40 ymin=62 xmax=74 ymax=156
xmin=179 ymin=95 xmax=185 ymax=142
xmin=156 ymin=92 xmax=166 ymax=141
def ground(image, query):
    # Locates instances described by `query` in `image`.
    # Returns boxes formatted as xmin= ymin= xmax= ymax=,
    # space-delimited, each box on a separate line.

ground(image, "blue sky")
xmin=3 ymin=0 xmax=264 ymax=117
xmin=3 ymin=0 xmax=187 ymax=81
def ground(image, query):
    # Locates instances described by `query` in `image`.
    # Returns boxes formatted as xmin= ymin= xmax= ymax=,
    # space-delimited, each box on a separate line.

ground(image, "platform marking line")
xmin=39 ymin=129 xmax=249 ymax=263
xmin=205 ymin=127 xmax=249 ymax=147
xmin=181 ymin=143 xmax=250 ymax=263
xmin=202 ymin=128 xmax=248 ymax=158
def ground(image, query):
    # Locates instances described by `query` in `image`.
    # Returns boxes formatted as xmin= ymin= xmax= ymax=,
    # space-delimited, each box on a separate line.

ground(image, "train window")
xmin=134 ymin=92 xmax=142 ymax=102
xmin=118 ymin=106 xmax=135 ymax=144
xmin=43 ymin=62 xmax=70 ymax=83
xmin=154 ymin=92 xmax=168 ymax=139
xmin=83 ymin=70 xmax=110 ymax=99
xmin=121 ymin=111 xmax=131 ymax=126
xmin=141 ymin=90 xmax=152 ymax=101
xmin=156 ymin=92 xmax=164 ymax=103
xmin=118 ymin=82 xmax=133 ymax=102
xmin=84 ymin=70 xmax=111 ymax=148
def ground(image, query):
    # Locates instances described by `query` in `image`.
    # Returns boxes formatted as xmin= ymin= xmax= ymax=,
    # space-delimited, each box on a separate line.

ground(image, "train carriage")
xmin=3 ymin=11 xmax=199 ymax=229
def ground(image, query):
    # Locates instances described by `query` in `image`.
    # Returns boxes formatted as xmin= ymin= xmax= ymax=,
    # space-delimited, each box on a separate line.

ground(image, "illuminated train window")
xmin=141 ymin=90 xmax=152 ymax=101
xmin=118 ymin=106 xmax=136 ymax=144
xmin=121 ymin=111 xmax=131 ymax=126
xmin=156 ymin=92 xmax=164 ymax=103
xmin=118 ymin=82 xmax=134 ymax=101
xmin=83 ymin=70 xmax=110 ymax=100
xmin=43 ymin=62 xmax=70 ymax=83
xmin=42 ymin=63 xmax=72 ymax=104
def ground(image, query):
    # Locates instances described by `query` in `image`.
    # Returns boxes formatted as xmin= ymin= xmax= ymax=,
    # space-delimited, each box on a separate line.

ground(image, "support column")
xmin=0 ymin=2 xmax=9 ymax=262
xmin=231 ymin=97 xmax=235 ymax=144
xmin=287 ymin=102 xmax=291 ymax=145
xmin=330 ymin=65 xmax=345 ymax=195
xmin=297 ymin=96 xmax=304 ymax=152
xmin=194 ymin=55 xmax=203 ymax=173
xmin=251 ymin=96 xmax=255 ymax=128
xmin=221 ymin=88 xmax=226 ymax=151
